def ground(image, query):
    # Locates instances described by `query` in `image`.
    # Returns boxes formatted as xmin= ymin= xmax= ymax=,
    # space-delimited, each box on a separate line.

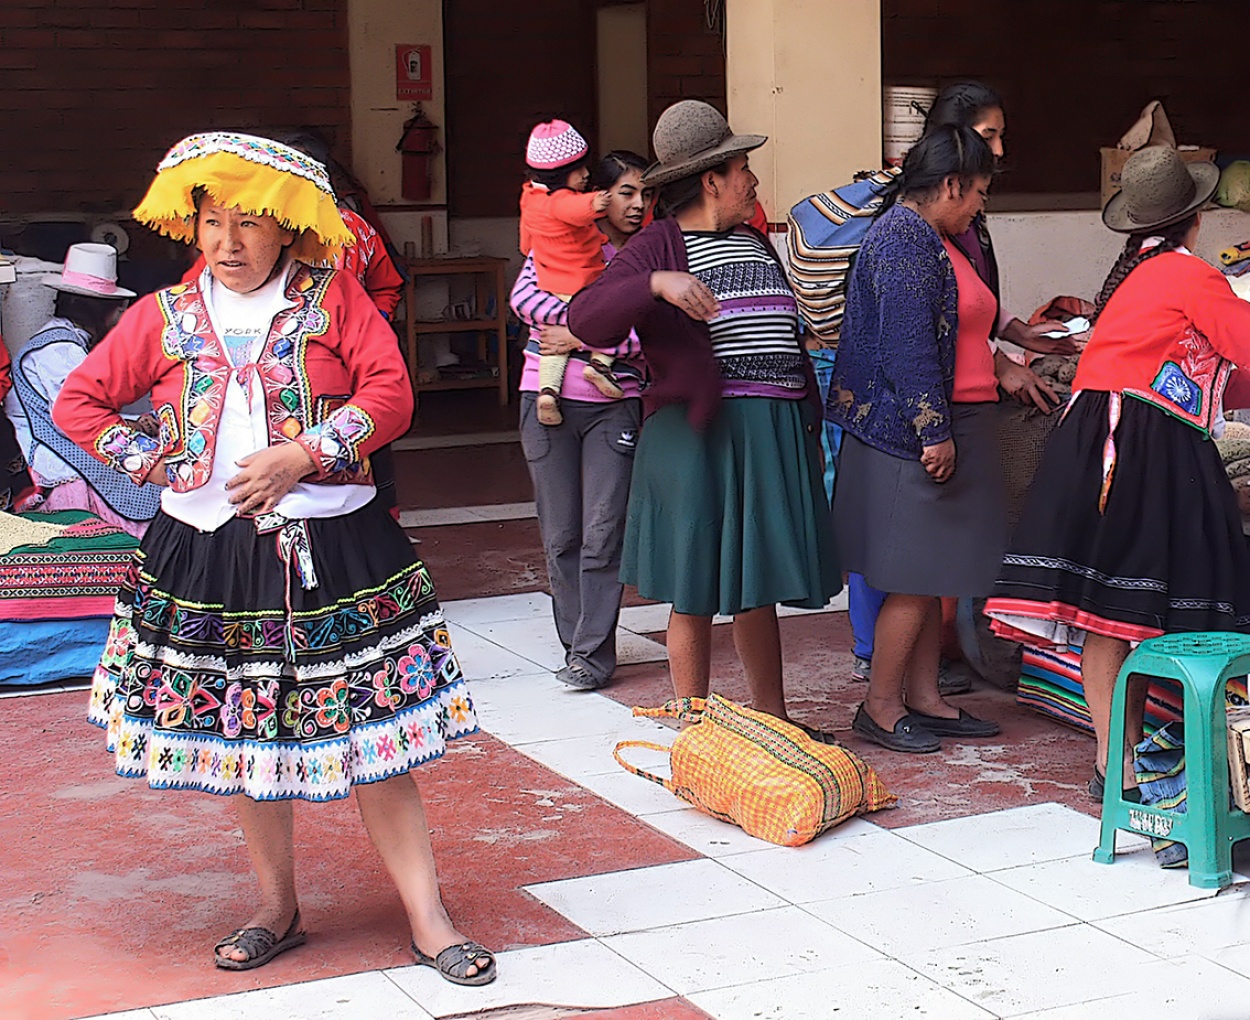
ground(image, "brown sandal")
xmin=411 ymin=938 xmax=497 ymax=986
xmin=214 ymin=910 xmax=306 ymax=971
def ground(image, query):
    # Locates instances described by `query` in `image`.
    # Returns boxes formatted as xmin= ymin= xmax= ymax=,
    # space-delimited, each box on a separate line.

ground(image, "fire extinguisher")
xmin=397 ymin=105 xmax=441 ymax=202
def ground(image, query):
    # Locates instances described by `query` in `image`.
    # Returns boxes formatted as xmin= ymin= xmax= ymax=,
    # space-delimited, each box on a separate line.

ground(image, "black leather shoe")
xmin=851 ymin=704 xmax=941 ymax=753
xmin=903 ymin=707 xmax=1000 ymax=738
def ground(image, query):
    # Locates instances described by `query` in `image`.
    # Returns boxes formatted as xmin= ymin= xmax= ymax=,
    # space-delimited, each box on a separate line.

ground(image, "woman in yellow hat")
xmin=54 ymin=132 xmax=494 ymax=984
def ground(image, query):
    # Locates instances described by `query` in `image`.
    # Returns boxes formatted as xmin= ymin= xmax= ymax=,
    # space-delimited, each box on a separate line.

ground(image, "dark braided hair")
xmin=1092 ymin=213 xmax=1197 ymax=319
xmin=924 ymin=81 xmax=1003 ymax=134
xmin=878 ymin=124 xmax=995 ymax=215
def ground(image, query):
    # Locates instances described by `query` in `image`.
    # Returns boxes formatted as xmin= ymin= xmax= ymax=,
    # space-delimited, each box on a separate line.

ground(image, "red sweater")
xmin=518 ymin=183 xmax=606 ymax=295
xmin=1075 ymin=250 xmax=1250 ymax=432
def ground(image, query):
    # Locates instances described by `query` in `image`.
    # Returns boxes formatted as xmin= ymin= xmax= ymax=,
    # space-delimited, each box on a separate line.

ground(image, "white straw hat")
xmin=42 ymin=242 xmax=136 ymax=299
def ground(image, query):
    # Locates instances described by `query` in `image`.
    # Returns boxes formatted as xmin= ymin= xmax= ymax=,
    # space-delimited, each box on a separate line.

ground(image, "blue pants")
xmin=811 ymin=347 xmax=886 ymax=660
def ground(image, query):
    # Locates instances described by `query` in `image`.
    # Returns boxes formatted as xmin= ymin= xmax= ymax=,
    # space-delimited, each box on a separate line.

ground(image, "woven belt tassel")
xmin=1098 ymin=392 xmax=1123 ymax=515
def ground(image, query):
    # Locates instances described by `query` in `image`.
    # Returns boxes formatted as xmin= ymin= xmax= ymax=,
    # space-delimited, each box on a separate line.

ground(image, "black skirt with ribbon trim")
xmin=88 ymin=499 xmax=478 ymax=801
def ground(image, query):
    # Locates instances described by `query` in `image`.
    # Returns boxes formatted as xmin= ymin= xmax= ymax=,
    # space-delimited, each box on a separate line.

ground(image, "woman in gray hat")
xmin=988 ymin=145 xmax=1250 ymax=796
xmin=567 ymin=100 xmax=840 ymax=737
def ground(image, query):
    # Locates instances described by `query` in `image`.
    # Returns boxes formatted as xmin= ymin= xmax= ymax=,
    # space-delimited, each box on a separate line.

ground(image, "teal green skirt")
xmin=622 ymin=397 xmax=841 ymax=617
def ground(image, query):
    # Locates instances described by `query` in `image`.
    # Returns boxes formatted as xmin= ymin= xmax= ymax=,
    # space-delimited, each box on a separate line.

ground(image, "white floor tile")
xmin=445 ymin=624 xmax=549 ymax=681
xmin=151 ymin=972 xmax=434 ymax=1020
xmin=469 ymin=618 xmax=567 ymax=671
xmin=1092 ymin=889 xmax=1250 ymax=961
xmin=603 ymin=904 xmax=881 ymax=995
xmin=473 ymin=683 xmax=637 ymax=745
xmin=76 ymin=1011 xmax=159 ymax=1020
xmin=400 ymin=507 xmax=482 ymax=528
xmin=525 ymin=858 xmax=785 ymax=935
xmin=720 ymin=828 xmax=973 ymax=903
xmin=614 ymin=629 xmax=669 ymax=664
xmin=617 ymin=602 xmax=672 ymax=635
xmin=571 ymin=764 xmax=692 ymax=816
xmin=910 ymin=923 xmax=1158 ymax=1015
xmin=895 ymin=802 xmax=1138 ymax=873
xmin=468 ymin=501 xmax=538 ymax=521
xmin=384 ymin=938 xmax=670 ymax=1016
xmin=805 ymin=873 xmax=1076 ymax=957
xmin=441 ymin=592 xmax=553 ymax=627
xmin=516 ymin=724 xmax=676 ymax=781
xmin=688 ymin=958 xmax=996 ymax=1020
xmin=988 ymin=847 xmax=1220 ymax=922
xmin=1004 ymin=955 xmax=1250 ymax=1018
xmin=638 ymin=805 xmax=821 ymax=858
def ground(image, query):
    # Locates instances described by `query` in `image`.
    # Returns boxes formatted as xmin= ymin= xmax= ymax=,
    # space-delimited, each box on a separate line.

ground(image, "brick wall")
xmin=646 ymin=1 xmax=726 ymax=133
xmin=0 ymin=0 xmax=351 ymax=218
xmin=883 ymin=0 xmax=1246 ymax=196
xmin=444 ymin=0 xmax=724 ymax=219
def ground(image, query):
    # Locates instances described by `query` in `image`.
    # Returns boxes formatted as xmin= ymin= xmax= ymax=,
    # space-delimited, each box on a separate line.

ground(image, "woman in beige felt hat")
xmin=569 ymin=101 xmax=841 ymax=738
xmin=988 ymin=145 xmax=1250 ymax=817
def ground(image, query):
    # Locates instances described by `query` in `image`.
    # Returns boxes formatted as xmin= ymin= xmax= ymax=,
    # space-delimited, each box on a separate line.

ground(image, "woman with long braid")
xmin=987 ymin=146 xmax=1250 ymax=797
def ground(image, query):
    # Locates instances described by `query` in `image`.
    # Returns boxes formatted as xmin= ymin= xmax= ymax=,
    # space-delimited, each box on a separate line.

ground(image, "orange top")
xmin=1074 ymin=249 xmax=1250 ymax=432
xmin=518 ymin=182 xmax=606 ymax=295
xmin=943 ymin=238 xmax=999 ymax=403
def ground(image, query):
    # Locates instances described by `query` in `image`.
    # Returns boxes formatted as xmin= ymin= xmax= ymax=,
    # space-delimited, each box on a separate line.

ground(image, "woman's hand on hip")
xmin=921 ymin=439 xmax=956 ymax=483
xmin=226 ymin=443 xmax=317 ymax=516
xmin=538 ymin=324 xmax=584 ymax=356
xmin=142 ymin=458 xmax=170 ymax=487
xmin=650 ymin=271 xmax=719 ymax=322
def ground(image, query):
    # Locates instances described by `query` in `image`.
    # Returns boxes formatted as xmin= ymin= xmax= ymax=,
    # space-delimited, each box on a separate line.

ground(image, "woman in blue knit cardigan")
xmin=828 ymin=126 xmax=1007 ymax=754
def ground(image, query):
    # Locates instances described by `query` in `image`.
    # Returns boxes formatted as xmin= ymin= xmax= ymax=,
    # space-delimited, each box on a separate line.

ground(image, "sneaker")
xmin=850 ymin=655 xmax=872 ymax=683
xmin=937 ymin=659 xmax=973 ymax=696
xmin=558 ymin=662 xmax=606 ymax=691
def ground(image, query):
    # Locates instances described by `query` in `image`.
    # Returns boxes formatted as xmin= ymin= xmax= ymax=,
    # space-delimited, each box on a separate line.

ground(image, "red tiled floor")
xmin=600 ymin=612 xmax=1101 ymax=829
xmin=394 ymin=444 xmax=532 ymax=511
xmin=0 ymin=696 xmax=697 ymax=1020
xmin=413 ymin=518 xmax=549 ymax=602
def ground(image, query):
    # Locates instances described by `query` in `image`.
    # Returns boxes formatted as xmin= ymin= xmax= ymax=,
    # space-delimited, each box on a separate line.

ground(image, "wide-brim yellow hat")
xmin=133 ymin=131 xmax=354 ymax=264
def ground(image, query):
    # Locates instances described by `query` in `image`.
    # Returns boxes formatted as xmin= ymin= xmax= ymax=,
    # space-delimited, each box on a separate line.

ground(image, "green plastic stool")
xmin=1094 ymin=632 xmax=1250 ymax=889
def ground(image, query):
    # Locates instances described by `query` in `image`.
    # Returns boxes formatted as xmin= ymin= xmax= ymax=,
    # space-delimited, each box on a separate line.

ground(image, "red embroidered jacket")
xmin=53 ymin=264 xmax=413 ymax=492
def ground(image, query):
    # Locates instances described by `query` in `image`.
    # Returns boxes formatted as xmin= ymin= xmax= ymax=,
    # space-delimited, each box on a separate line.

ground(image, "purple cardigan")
xmin=567 ymin=216 xmax=819 ymax=431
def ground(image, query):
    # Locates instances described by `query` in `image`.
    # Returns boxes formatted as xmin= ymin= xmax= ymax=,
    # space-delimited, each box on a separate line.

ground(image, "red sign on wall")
xmin=396 ymin=44 xmax=433 ymax=101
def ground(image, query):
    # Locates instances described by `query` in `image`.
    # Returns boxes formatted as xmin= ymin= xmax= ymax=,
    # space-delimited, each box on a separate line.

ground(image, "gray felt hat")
xmin=643 ymin=100 xmax=767 ymax=188
xmin=1102 ymin=145 xmax=1219 ymax=233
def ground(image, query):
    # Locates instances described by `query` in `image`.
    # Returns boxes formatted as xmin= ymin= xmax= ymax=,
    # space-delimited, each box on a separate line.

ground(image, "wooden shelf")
xmin=414 ymin=376 xmax=501 ymax=392
xmin=412 ymin=317 xmax=504 ymax=335
xmin=401 ymin=256 xmax=509 ymax=408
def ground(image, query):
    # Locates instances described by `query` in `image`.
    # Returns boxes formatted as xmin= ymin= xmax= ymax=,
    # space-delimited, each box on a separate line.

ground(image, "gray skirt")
xmin=834 ymin=402 xmax=1007 ymax=597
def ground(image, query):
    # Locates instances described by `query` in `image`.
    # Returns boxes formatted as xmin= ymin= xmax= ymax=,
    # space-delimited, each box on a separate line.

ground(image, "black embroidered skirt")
xmin=88 ymin=500 xmax=477 ymax=801
xmin=987 ymin=390 xmax=1250 ymax=646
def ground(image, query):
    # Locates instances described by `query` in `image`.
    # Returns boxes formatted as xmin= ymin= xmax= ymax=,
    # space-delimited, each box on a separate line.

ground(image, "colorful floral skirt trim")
xmin=88 ymin=503 xmax=477 ymax=802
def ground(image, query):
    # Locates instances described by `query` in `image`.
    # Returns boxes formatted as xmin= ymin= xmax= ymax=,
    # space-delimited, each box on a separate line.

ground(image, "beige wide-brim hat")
xmin=42 ymin=242 xmax=136 ymax=298
xmin=643 ymin=100 xmax=767 ymax=188
xmin=1103 ymin=145 xmax=1219 ymax=234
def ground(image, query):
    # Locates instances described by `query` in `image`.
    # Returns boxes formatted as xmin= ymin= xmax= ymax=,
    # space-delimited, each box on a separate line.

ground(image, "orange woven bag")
xmin=613 ymin=695 xmax=896 ymax=847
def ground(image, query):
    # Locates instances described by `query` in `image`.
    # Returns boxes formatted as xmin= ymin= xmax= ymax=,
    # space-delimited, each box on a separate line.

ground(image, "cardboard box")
xmin=1227 ymin=708 xmax=1250 ymax=813
xmin=1100 ymin=100 xmax=1216 ymax=205
xmin=1101 ymin=146 xmax=1218 ymax=206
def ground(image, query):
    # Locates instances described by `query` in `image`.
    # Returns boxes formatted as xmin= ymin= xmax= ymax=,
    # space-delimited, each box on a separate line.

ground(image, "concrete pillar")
xmin=348 ymin=0 xmax=446 ymax=206
xmin=724 ymin=0 xmax=882 ymax=221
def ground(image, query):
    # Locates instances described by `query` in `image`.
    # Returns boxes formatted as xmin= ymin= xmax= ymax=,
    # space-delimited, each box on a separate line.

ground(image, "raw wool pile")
xmin=1216 ymin=421 xmax=1250 ymax=488
xmin=1028 ymin=354 xmax=1079 ymax=405
xmin=0 ymin=512 xmax=68 ymax=556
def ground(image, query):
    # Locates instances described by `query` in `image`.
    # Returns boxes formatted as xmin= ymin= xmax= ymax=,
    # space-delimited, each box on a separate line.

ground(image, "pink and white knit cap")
xmin=526 ymin=120 xmax=589 ymax=170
